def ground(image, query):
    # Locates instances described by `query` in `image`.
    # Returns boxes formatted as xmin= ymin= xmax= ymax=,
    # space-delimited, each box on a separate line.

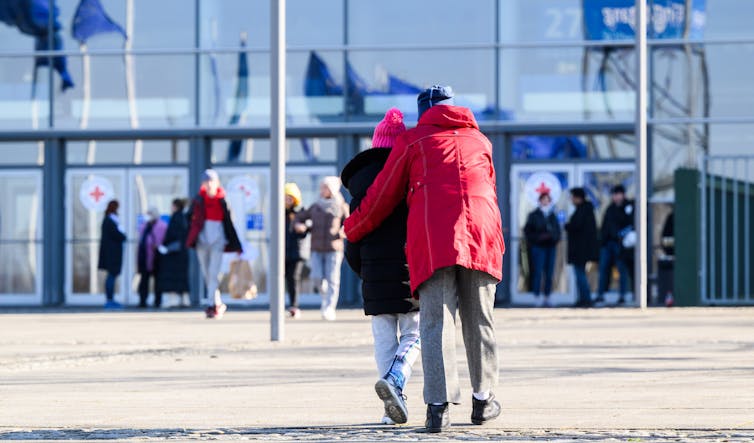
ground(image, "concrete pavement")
xmin=0 ymin=307 xmax=752 ymax=441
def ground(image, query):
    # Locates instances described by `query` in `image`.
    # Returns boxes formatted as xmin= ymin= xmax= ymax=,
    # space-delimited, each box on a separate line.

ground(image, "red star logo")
xmin=89 ymin=186 xmax=105 ymax=203
xmin=535 ymin=182 xmax=551 ymax=195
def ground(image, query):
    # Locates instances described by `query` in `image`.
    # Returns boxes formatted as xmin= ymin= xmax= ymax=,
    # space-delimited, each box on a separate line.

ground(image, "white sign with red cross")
xmin=524 ymin=171 xmax=563 ymax=208
xmin=79 ymin=176 xmax=115 ymax=212
xmin=227 ymin=176 xmax=260 ymax=210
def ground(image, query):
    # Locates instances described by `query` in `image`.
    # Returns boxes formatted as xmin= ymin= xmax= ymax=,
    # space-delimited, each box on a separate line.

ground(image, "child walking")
xmin=341 ymin=108 xmax=420 ymax=425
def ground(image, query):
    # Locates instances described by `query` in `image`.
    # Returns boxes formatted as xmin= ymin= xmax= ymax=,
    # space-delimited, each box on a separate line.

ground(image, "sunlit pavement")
xmin=1 ymin=307 xmax=752 ymax=441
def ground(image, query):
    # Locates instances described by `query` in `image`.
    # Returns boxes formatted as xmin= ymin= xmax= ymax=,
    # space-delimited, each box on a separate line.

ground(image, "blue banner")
xmin=584 ymin=0 xmax=706 ymax=40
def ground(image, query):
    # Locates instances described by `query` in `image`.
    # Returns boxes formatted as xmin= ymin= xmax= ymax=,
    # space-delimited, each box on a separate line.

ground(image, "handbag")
xmin=228 ymin=259 xmax=258 ymax=300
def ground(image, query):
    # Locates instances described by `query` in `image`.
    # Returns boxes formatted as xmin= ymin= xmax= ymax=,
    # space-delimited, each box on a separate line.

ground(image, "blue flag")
xmin=227 ymin=36 xmax=250 ymax=162
xmin=0 ymin=0 xmax=74 ymax=91
xmin=304 ymin=52 xmax=343 ymax=96
xmin=387 ymin=74 xmax=421 ymax=95
xmin=71 ymin=0 xmax=126 ymax=43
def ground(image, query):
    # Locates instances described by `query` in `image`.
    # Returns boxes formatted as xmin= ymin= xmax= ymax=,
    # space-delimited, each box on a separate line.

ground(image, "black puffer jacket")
xmin=341 ymin=148 xmax=415 ymax=316
xmin=600 ymin=200 xmax=633 ymax=245
xmin=565 ymin=201 xmax=600 ymax=265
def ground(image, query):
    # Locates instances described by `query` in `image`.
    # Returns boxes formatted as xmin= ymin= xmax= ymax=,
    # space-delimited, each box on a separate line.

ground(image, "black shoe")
xmin=471 ymin=393 xmax=501 ymax=425
xmin=616 ymin=296 xmax=626 ymax=305
xmin=573 ymin=299 xmax=592 ymax=308
xmin=425 ymin=403 xmax=449 ymax=433
xmin=374 ymin=378 xmax=408 ymax=424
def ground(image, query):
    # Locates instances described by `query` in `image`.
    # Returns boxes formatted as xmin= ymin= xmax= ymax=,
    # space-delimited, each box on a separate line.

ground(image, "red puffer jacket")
xmin=344 ymin=105 xmax=505 ymax=295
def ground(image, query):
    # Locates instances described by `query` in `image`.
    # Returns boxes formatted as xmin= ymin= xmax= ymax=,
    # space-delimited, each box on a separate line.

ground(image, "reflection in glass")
xmin=0 ymin=142 xmax=44 ymax=165
xmin=211 ymin=138 xmax=336 ymax=164
xmin=0 ymin=174 xmax=42 ymax=295
xmin=54 ymin=55 xmax=195 ymax=128
xmin=67 ymin=140 xmax=189 ymax=164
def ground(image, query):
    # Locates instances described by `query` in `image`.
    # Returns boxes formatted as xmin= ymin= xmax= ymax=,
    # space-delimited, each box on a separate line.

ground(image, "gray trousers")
xmin=418 ymin=266 xmax=499 ymax=404
xmin=196 ymin=221 xmax=226 ymax=307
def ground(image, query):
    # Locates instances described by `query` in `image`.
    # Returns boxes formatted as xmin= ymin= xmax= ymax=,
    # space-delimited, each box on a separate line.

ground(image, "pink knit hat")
xmin=371 ymin=108 xmax=406 ymax=148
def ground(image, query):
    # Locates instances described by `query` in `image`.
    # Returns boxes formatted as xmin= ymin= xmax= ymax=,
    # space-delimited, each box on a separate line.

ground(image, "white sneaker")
xmin=322 ymin=309 xmax=336 ymax=321
xmin=380 ymin=415 xmax=395 ymax=425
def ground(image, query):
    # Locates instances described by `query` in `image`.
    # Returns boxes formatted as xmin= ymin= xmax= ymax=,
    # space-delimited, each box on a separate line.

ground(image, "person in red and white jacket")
xmin=344 ymin=85 xmax=505 ymax=433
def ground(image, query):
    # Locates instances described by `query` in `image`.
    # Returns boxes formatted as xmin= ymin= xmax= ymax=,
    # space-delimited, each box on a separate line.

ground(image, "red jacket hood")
xmin=417 ymin=105 xmax=479 ymax=130
xmin=199 ymin=184 xmax=226 ymax=199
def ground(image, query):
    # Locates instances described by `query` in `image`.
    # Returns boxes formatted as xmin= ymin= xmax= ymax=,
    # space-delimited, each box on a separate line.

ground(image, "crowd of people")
xmin=95 ymin=84 xmax=639 ymax=432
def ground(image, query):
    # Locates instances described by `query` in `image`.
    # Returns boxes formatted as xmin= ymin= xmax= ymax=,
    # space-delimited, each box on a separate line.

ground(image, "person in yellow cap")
xmin=284 ymin=183 xmax=307 ymax=318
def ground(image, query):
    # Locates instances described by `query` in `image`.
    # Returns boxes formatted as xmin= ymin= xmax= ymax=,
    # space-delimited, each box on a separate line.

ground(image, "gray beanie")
xmin=417 ymin=85 xmax=455 ymax=117
xmin=201 ymin=169 xmax=219 ymax=183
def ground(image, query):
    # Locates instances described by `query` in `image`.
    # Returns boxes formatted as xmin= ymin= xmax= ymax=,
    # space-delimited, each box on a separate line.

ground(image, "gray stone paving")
xmin=0 ymin=307 xmax=752 ymax=441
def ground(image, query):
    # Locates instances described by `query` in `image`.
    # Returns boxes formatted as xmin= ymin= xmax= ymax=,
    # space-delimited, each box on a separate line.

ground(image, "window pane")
xmin=512 ymin=133 xmax=635 ymax=161
xmin=501 ymin=47 xmax=636 ymax=122
xmin=348 ymin=49 xmax=496 ymax=124
xmin=53 ymin=54 xmax=195 ymax=128
xmin=0 ymin=57 xmax=51 ymax=130
xmin=58 ymin=0 xmax=195 ymax=50
xmin=67 ymin=140 xmax=188 ymax=164
xmin=500 ymin=0 xmax=585 ymax=42
xmin=0 ymin=243 xmax=39 ymax=294
xmin=211 ymin=138 xmax=336 ymax=164
xmin=200 ymin=51 xmax=345 ymax=126
xmin=0 ymin=142 xmax=43 ymax=165
xmin=348 ymin=0 xmax=495 ymax=45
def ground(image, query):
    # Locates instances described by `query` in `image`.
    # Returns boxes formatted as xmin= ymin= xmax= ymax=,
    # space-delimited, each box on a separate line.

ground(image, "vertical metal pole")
xmin=43 ymin=138 xmax=65 ymax=305
xmin=47 ymin=0 xmax=54 ymax=128
xmin=745 ymin=158 xmax=751 ymax=302
xmin=194 ymin=0 xmax=201 ymax=126
xmin=270 ymin=0 xmax=286 ymax=341
xmin=721 ymin=160 xmax=727 ymax=300
xmin=710 ymin=159 xmax=716 ymax=300
xmin=733 ymin=158 xmax=739 ymax=300
xmin=635 ymin=0 xmax=648 ymax=310
xmin=699 ymin=154 xmax=707 ymax=303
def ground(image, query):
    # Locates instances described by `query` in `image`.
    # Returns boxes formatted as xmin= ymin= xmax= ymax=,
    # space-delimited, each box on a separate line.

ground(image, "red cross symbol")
xmin=89 ymin=185 xmax=105 ymax=203
xmin=535 ymin=182 xmax=551 ymax=195
xmin=238 ymin=184 xmax=251 ymax=197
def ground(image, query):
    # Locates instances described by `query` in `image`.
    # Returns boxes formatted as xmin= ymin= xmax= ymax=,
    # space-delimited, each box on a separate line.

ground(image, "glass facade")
xmin=1 ymin=1 xmax=753 ymax=306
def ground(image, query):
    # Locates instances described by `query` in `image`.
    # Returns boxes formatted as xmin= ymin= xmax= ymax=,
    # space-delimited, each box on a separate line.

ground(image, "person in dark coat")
xmin=157 ymin=198 xmax=191 ymax=307
xmin=341 ymin=108 xmax=420 ymax=426
xmin=523 ymin=192 xmax=561 ymax=307
xmin=565 ymin=188 xmax=600 ymax=307
xmin=137 ymin=207 xmax=167 ymax=308
xmin=284 ymin=182 xmax=307 ymax=319
xmin=98 ymin=199 xmax=127 ymax=310
xmin=186 ymin=169 xmax=243 ymax=319
xmin=596 ymin=184 xmax=633 ymax=305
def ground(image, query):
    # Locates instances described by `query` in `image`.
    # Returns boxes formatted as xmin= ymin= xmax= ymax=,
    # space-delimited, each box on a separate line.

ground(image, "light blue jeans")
xmin=371 ymin=312 xmax=421 ymax=391
xmin=309 ymin=251 xmax=343 ymax=316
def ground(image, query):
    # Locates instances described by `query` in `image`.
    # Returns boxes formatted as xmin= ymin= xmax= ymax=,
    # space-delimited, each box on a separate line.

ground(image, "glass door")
xmin=0 ymin=171 xmax=43 ymax=305
xmin=510 ymin=164 xmax=574 ymax=306
xmin=124 ymin=169 xmax=188 ymax=306
xmin=65 ymin=169 xmax=127 ymax=305
xmin=65 ymin=168 xmax=187 ymax=305
xmin=509 ymin=162 xmax=636 ymax=306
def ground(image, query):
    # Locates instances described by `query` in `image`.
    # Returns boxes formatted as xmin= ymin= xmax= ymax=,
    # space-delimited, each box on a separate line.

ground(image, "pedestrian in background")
xmin=294 ymin=176 xmax=349 ymax=321
xmin=186 ymin=169 xmax=243 ymax=319
xmin=98 ymin=199 xmax=126 ymax=310
xmin=284 ymin=182 xmax=307 ymax=319
xmin=595 ymin=184 xmax=632 ymax=305
xmin=565 ymin=188 xmax=599 ymax=307
xmin=523 ymin=192 xmax=561 ymax=307
xmin=341 ymin=108 xmax=420 ymax=425
xmin=158 ymin=198 xmax=191 ymax=307
xmin=137 ymin=207 xmax=167 ymax=308
xmin=345 ymin=85 xmax=505 ymax=433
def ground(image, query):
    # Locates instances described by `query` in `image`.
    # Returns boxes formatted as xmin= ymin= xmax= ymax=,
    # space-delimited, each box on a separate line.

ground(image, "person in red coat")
xmin=344 ymin=85 xmax=505 ymax=433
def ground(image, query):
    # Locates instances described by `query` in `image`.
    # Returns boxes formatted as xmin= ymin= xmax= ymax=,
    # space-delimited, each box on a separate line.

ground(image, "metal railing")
xmin=700 ymin=154 xmax=754 ymax=304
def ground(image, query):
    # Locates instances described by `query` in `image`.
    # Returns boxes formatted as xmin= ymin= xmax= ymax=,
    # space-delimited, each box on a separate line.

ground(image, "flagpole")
xmin=270 ymin=0 xmax=286 ymax=342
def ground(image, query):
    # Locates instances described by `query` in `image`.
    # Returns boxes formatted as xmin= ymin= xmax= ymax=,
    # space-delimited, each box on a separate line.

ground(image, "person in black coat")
xmin=98 ymin=200 xmax=127 ymax=310
xmin=596 ymin=184 xmax=633 ymax=304
xmin=157 ymin=198 xmax=191 ymax=307
xmin=565 ymin=188 xmax=599 ymax=307
xmin=284 ymin=183 xmax=308 ymax=319
xmin=523 ymin=193 xmax=561 ymax=307
xmin=340 ymin=108 xmax=420 ymax=426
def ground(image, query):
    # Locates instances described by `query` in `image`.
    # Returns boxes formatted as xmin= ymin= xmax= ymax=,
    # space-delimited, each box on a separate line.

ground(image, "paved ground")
xmin=0 ymin=307 xmax=753 ymax=441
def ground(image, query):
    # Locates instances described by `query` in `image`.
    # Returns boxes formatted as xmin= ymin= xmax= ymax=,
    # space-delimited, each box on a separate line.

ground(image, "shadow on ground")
xmin=1 ymin=427 xmax=753 ymax=442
